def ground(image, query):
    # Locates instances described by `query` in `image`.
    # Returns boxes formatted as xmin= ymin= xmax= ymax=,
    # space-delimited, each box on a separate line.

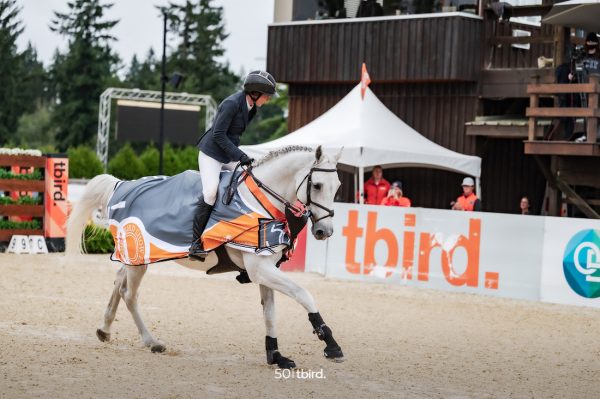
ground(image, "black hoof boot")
xmin=266 ymin=336 xmax=296 ymax=369
xmin=308 ymin=312 xmax=344 ymax=362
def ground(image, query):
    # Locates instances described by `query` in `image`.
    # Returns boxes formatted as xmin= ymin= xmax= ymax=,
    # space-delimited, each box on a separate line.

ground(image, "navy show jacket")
xmin=197 ymin=91 xmax=255 ymax=163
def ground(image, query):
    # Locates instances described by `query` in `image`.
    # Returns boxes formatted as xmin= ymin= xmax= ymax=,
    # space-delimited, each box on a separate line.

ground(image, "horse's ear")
xmin=315 ymin=145 xmax=322 ymax=162
xmin=334 ymin=147 xmax=344 ymax=163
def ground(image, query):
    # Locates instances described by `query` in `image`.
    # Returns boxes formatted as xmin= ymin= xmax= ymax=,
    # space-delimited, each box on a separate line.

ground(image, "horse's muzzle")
xmin=312 ymin=224 xmax=333 ymax=240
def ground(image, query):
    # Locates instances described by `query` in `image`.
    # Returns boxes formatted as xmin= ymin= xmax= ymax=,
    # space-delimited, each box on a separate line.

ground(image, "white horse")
xmin=66 ymin=145 xmax=344 ymax=368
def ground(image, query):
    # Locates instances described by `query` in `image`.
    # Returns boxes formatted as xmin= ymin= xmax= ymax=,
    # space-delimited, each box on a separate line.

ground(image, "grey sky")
xmin=16 ymin=0 xmax=274 ymax=76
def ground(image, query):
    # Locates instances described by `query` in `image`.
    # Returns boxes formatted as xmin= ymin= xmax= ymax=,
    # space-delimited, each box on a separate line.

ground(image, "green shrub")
xmin=67 ymin=146 xmax=104 ymax=178
xmin=0 ymin=169 xmax=42 ymax=180
xmin=139 ymin=145 xmax=159 ymax=176
xmin=83 ymin=224 xmax=115 ymax=254
xmin=0 ymin=219 xmax=41 ymax=229
xmin=162 ymin=144 xmax=183 ymax=176
xmin=138 ymin=144 xmax=184 ymax=176
xmin=178 ymin=146 xmax=198 ymax=171
xmin=0 ymin=195 xmax=41 ymax=205
xmin=108 ymin=143 xmax=145 ymax=180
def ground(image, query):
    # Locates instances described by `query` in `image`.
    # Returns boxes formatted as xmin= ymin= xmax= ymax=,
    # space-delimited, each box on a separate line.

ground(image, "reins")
xmin=225 ymin=161 xmax=336 ymax=224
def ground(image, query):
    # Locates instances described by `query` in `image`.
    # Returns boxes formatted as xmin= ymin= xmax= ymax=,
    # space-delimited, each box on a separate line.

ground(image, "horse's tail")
xmin=66 ymin=174 xmax=120 ymax=255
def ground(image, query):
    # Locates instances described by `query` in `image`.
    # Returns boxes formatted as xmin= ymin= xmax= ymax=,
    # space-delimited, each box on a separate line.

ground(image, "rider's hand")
xmin=239 ymin=153 xmax=254 ymax=166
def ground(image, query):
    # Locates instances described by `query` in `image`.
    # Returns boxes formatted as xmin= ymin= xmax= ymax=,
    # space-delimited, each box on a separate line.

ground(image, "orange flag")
xmin=360 ymin=62 xmax=371 ymax=100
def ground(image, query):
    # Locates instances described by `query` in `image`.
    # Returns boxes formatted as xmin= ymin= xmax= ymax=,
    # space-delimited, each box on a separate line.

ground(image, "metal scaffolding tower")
xmin=97 ymin=87 xmax=217 ymax=169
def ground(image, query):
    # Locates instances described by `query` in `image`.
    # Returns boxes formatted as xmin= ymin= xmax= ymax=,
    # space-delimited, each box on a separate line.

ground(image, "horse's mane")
xmin=254 ymin=145 xmax=315 ymax=167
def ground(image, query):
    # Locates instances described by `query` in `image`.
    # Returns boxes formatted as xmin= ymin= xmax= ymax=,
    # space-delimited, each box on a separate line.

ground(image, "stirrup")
xmin=189 ymin=241 xmax=209 ymax=261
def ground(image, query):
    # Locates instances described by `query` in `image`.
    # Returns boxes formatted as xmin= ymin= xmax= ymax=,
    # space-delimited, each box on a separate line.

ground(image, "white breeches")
xmin=198 ymin=152 xmax=236 ymax=206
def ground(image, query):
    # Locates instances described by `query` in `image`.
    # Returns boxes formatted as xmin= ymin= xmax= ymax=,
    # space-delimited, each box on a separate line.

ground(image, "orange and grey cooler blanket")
xmin=107 ymin=170 xmax=293 ymax=266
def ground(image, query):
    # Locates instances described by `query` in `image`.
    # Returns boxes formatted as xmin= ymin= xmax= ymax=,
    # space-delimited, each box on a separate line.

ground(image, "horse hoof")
xmin=151 ymin=343 xmax=166 ymax=353
xmin=96 ymin=329 xmax=110 ymax=342
xmin=324 ymin=347 xmax=344 ymax=362
xmin=268 ymin=351 xmax=296 ymax=369
xmin=277 ymin=358 xmax=296 ymax=369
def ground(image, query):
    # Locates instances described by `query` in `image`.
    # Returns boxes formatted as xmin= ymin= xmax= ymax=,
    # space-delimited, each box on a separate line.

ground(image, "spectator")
xmin=356 ymin=0 xmax=384 ymax=17
xmin=363 ymin=165 xmax=390 ymax=205
xmin=582 ymin=32 xmax=600 ymax=82
xmin=520 ymin=196 xmax=531 ymax=215
xmin=554 ymin=61 xmax=578 ymax=140
xmin=452 ymin=177 xmax=481 ymax=211
xmin=381 ymin=181 xmax=411 ymax=207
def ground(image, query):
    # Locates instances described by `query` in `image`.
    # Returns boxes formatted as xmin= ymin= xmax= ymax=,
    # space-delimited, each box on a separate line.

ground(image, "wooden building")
xmin=266 ymin=1 xmax=600 ymax=217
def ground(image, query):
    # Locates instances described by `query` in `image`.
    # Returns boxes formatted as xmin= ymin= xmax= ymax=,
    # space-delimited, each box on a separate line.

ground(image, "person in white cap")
xmin=452 ymin=177 xmax=481 ymax=211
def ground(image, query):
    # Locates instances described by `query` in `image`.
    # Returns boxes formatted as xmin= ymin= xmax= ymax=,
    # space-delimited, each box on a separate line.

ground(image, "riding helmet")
xmin=243 ymin=71 xmax=278 ymax=97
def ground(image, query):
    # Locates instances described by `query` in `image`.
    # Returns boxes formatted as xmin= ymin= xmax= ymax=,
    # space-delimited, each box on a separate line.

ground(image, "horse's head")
xmin=296 ymin=146 xmax=342 ymax=240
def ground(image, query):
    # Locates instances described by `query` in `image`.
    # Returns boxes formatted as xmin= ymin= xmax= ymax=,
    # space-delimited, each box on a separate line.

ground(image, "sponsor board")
xmin=307 ymin=203 xmax=545 ymax=300
xmin=44 ymin=156 xmax=69 ymax=245
xmin=541 ymin=218 xmax=600 ymax=308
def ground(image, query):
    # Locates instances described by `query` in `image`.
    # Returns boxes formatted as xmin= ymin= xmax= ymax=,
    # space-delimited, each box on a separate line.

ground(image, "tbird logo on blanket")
xmin=107 ymin=170 xmax=294 ymax=265
xmin=563 ymin=229 xmax=600 ymax=298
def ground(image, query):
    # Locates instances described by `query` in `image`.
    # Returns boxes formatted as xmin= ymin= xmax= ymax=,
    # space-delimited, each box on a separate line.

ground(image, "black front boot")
xmin=189 ymin=199 xmax=213 ymax=261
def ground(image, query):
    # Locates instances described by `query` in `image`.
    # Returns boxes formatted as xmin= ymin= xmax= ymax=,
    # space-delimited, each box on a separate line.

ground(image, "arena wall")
xmin=298 ymin=204 xmax=600 ymax=308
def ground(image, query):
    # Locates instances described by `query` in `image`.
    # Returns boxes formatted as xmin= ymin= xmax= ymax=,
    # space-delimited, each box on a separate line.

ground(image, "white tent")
xmin=242 ymin=84 xmax=481 ymax=203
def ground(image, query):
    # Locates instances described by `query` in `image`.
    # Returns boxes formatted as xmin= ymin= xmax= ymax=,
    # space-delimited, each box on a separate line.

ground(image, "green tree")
xmin=165 ymin=0 xmax=240 ymax=101
xmin=0 ymin=0 xmax=24 ymax=143
xmin=15 ymin=43 xmax=48 ymax=112
xmin=12 ymin=105 xmax=57 ymax=150
xmin=125 ymin=49 xmax=160 ymax=90
xmin=50 ymin=0 xmax=119 ymax=150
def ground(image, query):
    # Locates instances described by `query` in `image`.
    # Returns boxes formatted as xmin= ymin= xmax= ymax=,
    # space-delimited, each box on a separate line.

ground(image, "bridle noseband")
xmin=295 ymin=167 xmax=337 ymax=223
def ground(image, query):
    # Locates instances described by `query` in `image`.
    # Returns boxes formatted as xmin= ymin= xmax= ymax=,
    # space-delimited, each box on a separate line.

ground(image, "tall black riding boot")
xmin=189 ymin=198 xmax=214 ymax=260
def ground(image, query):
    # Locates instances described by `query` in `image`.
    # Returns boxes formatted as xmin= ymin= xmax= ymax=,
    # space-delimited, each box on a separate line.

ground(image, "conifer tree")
xmin=50 ymin=0 xmax=119 ymax=150
xmin=0 ymin=0 xmax=24 ymax=142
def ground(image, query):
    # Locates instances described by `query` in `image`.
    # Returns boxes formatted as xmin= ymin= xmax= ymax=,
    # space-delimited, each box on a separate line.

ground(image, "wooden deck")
xmin=524 ymin=141 xmax=600 ymax=156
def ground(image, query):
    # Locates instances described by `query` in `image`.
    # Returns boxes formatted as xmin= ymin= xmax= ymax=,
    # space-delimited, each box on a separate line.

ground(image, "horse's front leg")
xmin=244 ymin=253 xmax=344 ymax=362
xmin=259 ymin=284 xmax=296 ymax=369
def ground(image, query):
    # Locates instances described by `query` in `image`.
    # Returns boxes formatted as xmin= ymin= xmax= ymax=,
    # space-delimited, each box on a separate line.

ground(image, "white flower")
xmin=0 ymin=148 xmax=42 ymax=157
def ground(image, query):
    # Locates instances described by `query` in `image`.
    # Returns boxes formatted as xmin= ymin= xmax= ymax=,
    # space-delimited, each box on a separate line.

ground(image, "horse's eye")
xmin=314 ymin=183 xmax=322 ymax=191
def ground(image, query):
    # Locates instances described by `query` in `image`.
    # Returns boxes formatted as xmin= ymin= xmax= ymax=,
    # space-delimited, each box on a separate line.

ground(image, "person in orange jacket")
xmin=452 ymin=177 xmax=481 ymax=211
xmin=363 ymin=165 xmax=390 ymax=205
xmin=381 ymin=181 xmax=411 ymax=207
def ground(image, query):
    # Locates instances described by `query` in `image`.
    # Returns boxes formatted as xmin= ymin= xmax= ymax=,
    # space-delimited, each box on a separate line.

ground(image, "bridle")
xmin=295 ymin=167 xmax=337 ymax=223
xmin=233 ymin=163 xmax=337 ymax=225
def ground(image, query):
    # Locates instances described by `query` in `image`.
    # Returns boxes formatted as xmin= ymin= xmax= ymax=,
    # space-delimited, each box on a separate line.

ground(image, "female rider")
xmin=189 ymin=71 xmax=277 ymax=259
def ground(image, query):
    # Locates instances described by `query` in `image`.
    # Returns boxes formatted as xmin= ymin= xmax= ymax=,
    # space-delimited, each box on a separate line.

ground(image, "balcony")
xmin=525 ymin=75 xmax=600 ymax=156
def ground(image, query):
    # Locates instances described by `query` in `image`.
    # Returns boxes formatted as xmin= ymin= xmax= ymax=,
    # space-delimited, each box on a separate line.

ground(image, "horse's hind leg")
xmin=121 ymin=265 xmax=166 ymax=353
xmin=260 ymin=284 xmax=296 ymax=369
xmin=96 ymin=265 xmax=126 ymax=342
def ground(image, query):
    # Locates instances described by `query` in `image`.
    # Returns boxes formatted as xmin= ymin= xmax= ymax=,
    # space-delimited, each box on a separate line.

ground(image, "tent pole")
xmin=476 ymin=178 xmax=482 ymax=201
xmin=359 ymin=166 xmax=365 ymax=204
xmin=354 ymin=170 xmax=358 ymax=204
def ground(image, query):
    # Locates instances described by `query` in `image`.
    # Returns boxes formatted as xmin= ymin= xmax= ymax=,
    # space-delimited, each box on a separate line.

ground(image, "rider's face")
xmin=255 ymin=95 xmax=271 ymax=107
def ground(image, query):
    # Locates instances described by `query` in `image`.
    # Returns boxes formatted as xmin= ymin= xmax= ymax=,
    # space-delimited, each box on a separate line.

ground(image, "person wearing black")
xmin=581 ymin=32 xmax=600 ymax=83
xmin=189 ymin=71 xmax=277 ymax=260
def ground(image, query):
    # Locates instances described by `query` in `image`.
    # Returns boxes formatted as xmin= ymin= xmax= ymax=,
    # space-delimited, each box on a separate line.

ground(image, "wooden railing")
xmin=0 ymin=154 xmax=46 ymax=241
xmin=527 ymin=75 xmax=600 ymax=144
